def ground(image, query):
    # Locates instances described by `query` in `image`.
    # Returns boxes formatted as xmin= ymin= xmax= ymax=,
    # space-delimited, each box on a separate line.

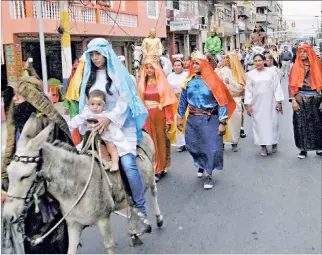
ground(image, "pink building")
xmin=1 ymin=0 xmax=166 ymax=83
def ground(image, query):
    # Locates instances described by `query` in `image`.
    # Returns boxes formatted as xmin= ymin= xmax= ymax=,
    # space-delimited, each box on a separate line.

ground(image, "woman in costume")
xmin=78 ymin=38 xmax=151 ymax=234
xmin=245 ymin=54 xmax=284 ymax=156
xmin=167 ymin=59 xmax=189 ymax=152
xmin=137 ymin=56 xmax=177 ymax=182
xmin=176 ymin=52 xmax=235 ymax=190
xmin=289 ymin=44 xmax=322 ymax=159
xmin=216 ymin=53 xmax=245 ymax=151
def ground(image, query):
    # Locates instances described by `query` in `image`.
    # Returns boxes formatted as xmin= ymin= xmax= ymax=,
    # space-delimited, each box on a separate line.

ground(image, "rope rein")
xmin=31 ymin=130 xmax=97 ymax=245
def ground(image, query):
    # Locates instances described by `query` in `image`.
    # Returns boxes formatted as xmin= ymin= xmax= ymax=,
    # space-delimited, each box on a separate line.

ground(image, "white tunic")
xmin=245 ymin=67 xmax=284 ymax=146
xmin=216 ymin=66 xmax=244 ymax=144
xmin=167 ymin=71 xmax=189 ymax=94
xmin=81 ymin=70 xmax=137 ymax=156
xmin=68 ymin=110 xmax=125 ymax=148
xmin=167 ymin=71 xmax=189 ymax=147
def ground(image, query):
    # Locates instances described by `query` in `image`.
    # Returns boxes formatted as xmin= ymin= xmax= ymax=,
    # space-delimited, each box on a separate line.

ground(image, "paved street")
xmin=1 ymin=77 xmax=321 ymax=254
xmin=77 ymin=77 xmax=321 ymax=254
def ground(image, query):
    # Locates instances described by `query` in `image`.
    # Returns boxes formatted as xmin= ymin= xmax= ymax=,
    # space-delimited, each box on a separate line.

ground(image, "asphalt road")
xmin=77 ymin=77 xmax=321 ymax=254
xmin=1 ymin=77 xmax=320 ymax=254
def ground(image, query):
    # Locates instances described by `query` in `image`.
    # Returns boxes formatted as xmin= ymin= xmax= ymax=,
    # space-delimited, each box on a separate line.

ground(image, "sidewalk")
xmin=1 ymin=102 xmax=69 ymax=156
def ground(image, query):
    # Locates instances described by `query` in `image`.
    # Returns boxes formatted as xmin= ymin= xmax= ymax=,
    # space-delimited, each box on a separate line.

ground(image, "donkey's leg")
xmin=150 ymin=182 xmax=163 ymax=227
xmin=66 ymin=220 xmax=83 ymax=254
xmin=97 ymin=216 xmax=115 ymax=254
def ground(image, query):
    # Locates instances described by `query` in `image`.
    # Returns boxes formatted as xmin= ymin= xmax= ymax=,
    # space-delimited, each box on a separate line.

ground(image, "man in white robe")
xmin=167 ymin=59 xmax=189 ymax=152
xmin=245 ymin=65 xmax=284 ymax=156
xmin=216 ymin=53 xmax=245 ymax=151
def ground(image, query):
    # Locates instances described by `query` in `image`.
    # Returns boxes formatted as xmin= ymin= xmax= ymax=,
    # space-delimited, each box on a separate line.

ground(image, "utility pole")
xmin=207 ymin=0 xmax=214 ymax=32
xmin=59 ymin=1 xmax=72 ymax=93
xmin=265 ymin=5 xmax=268 ymax=32
xmin=36 ymin=1 xmax=48 ymax=95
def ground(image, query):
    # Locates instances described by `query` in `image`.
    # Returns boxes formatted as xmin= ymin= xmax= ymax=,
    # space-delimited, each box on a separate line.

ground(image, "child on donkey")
xmin=68 ymin=90 xmax=121 ymax=171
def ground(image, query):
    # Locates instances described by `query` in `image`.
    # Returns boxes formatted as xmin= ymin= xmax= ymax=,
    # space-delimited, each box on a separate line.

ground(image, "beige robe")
xmin=216 ymin=66 xmax=244 ymax=144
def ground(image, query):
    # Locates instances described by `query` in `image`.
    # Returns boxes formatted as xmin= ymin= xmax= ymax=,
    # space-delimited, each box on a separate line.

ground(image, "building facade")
xmin=165 ymin=0 xmax=207 ymax=60
xmin=1 ymin=0 xmax=166 ymax=84
xmin=237 ymin=0 xmax=257 ymax=48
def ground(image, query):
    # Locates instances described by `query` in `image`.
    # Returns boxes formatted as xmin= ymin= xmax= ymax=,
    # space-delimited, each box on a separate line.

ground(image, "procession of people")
xmin=1 ymin=24 xmax=322 ymax=254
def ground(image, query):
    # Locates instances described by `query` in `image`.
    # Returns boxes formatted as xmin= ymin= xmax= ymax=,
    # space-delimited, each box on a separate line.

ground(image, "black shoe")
xmin=240 ymin=129 xmax=246 ymax=138
xmin=316 ymin=151 xmax=322 ymax=156
xmin=176 ymin=146 xmax=186 ymax=152
xmin=298 ymin=151 xmax=307 ymax=159
xmin=155 ymin=174 xmax=161 ymax=183
xmin=204 ymin=175 xmax=214 ymax=190
xmin=197 ymin=168 xmax=204 ymax=178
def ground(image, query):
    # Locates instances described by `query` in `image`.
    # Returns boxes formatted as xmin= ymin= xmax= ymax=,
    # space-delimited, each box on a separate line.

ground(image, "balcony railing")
xmin=10 ymin=0 xmax=138 ymax=28
xmin=10 ymin=0 xmax=26 ymax=19
xmin=33 ymin=1 xmax=60 ymax=19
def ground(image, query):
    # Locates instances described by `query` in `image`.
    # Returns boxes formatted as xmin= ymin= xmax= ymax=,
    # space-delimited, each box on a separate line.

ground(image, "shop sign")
xmin=5 ymin=45 xmax=17 ymax=84
xmin=170 ymin=20 xmax=191 ymax=32
xmin=5 ymin=41 xmax=23 ymax=85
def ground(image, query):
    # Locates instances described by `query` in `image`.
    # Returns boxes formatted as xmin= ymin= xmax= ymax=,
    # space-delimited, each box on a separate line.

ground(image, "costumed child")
xmin=68 ymin=90 xmax=121 ymax=171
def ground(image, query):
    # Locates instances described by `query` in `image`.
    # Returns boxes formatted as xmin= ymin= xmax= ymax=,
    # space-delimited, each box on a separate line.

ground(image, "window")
xmin=147 ymin=1 xmax=158 ymax=19
xmin=173 ymin=0 xmax=179 ymax=10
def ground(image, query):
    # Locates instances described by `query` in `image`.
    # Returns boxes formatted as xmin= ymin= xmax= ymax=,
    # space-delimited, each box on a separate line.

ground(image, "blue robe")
xmin=178 ymin=77 xmax=228 ymax=174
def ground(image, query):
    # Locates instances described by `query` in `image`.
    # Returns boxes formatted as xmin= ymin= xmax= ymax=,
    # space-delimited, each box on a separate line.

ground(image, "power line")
xmin=107 ymin=1 xmax=121 ymax=35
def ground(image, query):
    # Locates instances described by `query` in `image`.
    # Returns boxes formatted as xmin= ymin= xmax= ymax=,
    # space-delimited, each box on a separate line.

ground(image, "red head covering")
xmin=137 ymin=56 xmax=177 ymax=108
xmin=186 ymin=59 xmax=236 ymax=118
xmin=289 ymin=44 xmax=322 ymax=95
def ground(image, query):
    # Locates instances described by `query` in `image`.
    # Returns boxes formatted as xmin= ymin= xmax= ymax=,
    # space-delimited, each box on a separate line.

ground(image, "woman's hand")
xmin=292 ymin=100 xmax=300 ymax=111
xmin=246 ymin=105 xmax=253 ymax=117
xmin=276 ymin=102 xmax=283 ymax=114
xmin=218 ymin=123 xmax=226 ymax=136
xmin=177 ymin=117 xmax=183 ymax=132
xmin=94 ymin=117 xmax=111 ymax=134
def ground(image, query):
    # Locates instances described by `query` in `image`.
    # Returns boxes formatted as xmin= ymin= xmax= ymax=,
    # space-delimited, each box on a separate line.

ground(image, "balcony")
xmin=256 ymin=14 xmax=272 ymax=23
xmin=238 ymin=6 xmax=250 ymax=19
xmin=8 ymin=0 xmax=140 ymax=32
xmin=255 ymin=1 xmax=273 ymax=12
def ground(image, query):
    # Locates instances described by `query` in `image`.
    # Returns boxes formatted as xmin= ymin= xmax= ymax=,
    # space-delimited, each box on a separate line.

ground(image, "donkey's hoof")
xmin=156 ymin=215 xmax=163 ymax=228
xmin=130 ymin=235 xmax=143 ymax=246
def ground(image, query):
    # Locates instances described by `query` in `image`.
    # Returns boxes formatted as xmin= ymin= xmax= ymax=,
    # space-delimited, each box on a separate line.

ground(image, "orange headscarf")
xmin=218 ymin=53 xmax=246 ymax=87
xmin=289 ymin=44 xmax=322 ymax=95
xmin=185 ymin=58 xmax=236 ymax=119
xmin=137 ymin=57 xmax=177 ymax=108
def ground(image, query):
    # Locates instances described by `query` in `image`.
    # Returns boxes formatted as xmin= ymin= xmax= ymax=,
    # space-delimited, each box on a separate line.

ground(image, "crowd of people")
xmin=1 ymin=24 xmax=322 ymax=253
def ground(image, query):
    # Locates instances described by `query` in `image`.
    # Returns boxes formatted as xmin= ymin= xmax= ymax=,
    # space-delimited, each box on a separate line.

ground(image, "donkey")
xmin=132 ymin=45 xmax=173 ymax=77
xmin=3 ymin=115 xmax=163 ymax=254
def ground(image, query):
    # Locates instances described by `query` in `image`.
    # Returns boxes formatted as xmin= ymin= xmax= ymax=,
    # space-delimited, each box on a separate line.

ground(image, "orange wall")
xmin=1 ymin=0 xmax=167 ymax=44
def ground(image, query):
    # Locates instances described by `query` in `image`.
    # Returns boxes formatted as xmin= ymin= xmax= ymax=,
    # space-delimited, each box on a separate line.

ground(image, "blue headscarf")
xmin=79 ymin=38 xmax=148 ymax=142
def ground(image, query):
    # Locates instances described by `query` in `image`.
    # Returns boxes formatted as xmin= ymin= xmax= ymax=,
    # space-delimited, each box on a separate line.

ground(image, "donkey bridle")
xmin=6 ymin=149 xmax=45 ymax=242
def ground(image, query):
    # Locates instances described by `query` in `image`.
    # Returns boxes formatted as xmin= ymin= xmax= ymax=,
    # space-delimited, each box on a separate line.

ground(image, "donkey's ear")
xmin=131 ymin=44 xmax=135 ymax=50
xmin=29 ymin=123 xmax=54 ymax=151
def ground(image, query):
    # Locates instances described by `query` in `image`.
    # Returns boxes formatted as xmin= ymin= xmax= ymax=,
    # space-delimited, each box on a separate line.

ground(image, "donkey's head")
xmin=132 ymin=44 xmax=143 ymax=70
xmin=3 ymin=115 xmax=54 ymax=223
